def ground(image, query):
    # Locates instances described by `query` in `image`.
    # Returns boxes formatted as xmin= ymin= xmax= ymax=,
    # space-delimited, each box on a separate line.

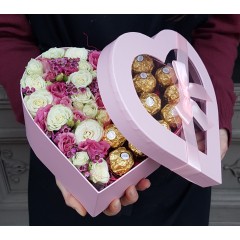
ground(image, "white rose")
xmin=46 ymin=104 xmax=73 ymax=131
xmin=71 ymin=87 xmax=94 ymax=104
xmin=78 ymin=60 xmax=93 ymax=72
xmin=91 ymin=70 xmax=97 ymax=79
xmin=72 ymin=101 xmax=84 ymax=111
xmin=83 ymin=101 xmax=98 ymax=118
xmin=21 ymin=74 xmax=46 ymax=90
xmin=75 ymin=119 xmax=103 ymax=144
xmin=71 ymin=152 xmax=89 ymax=167
xmin=65 ymin=47 xmax=88 ymax=60
xmin=96 ymin=110 xmax=110 ymax=125
xmin=24 ymin=89 xmax=53 ymax=117
xmin=68 ymin=70 xmax=93 ymax=88
xmin=25 ymin=59 xmax=43 ymax=76
xmin=42 ymin=48 xmax=65 ymax=59
xmin=89 ymin=160 xmax=110 ymax=184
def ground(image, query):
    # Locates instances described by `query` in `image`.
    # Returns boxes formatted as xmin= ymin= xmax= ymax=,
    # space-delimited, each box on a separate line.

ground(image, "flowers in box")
xmin=21 ymin=47 xmax=181 ymax=190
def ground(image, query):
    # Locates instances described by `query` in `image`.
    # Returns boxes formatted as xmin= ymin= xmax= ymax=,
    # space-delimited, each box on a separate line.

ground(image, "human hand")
xmin=56 ymin=178 xmax=151 ymax=217
xmin=196 ymin=128 xmax=229 ymax=160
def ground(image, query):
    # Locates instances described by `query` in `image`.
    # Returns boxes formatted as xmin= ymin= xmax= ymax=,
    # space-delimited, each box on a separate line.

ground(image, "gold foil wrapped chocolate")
xmin=128 ymin=143 xmax=145 ymax=157
xmin=140 ymin=93 xmax=161 ymax=115
xmin=158 ymin=120 xmax=171 ymax=130
xmin=109 ymin=147 xmax=134 ymax=176
xmin=102 ymin=124 xmax=126 ymax=148
xmin=164 ymin=85 xmax=180 ymax=104
xmin=132 ymin=55 xmax=154 ymax=73
xmin=155 ymin=66 xmax=177 ymax=88
xmin=161 ymin=104 xmax=182 ymax=128
xmin=133 ymin=72 xmax=156 ymax=93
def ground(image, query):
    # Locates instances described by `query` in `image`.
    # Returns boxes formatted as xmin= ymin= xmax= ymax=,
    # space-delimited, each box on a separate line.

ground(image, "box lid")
xmin=97 ymin=30 xmax=222 ymax=187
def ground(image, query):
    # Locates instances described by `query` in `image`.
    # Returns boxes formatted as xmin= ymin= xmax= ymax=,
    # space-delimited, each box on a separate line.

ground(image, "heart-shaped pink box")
xmin=22 ymin=30 xmax=221 ymax=217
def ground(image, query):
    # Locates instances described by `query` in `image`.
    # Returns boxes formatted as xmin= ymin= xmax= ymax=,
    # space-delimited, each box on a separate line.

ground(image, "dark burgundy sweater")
xmin=0 ymin=15 xmax=239 ymax=139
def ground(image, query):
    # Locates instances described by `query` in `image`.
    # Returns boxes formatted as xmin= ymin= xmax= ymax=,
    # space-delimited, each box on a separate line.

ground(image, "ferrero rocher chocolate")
xmin=128 ymin=143 xmax=145 ymax=157
xmin=164 ymin=85 xmax=180 ymax=104
xmin=102 ymin=124 xmax=126 ymax=148
xmin=133 ymin=72 xmax=156 ymax=93
xmin=155 ymin=66 xmax=177 ymax=88
xmin=158 ymin=120 xmax=171 ymax=130
xmin=161 ymin=104 xmax=182 ymax=128
xmin=132 ymin=55 xmax=154 ymax=73
xmin=109 ymin=147 xmax=134 ymax=176
xmin=140 ymin=93 xmax=161 ymax=115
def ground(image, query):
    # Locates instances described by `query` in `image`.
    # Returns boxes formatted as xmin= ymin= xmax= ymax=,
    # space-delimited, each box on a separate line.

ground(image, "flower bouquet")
xmin=21 ymin=46 xmax=182 ymax=191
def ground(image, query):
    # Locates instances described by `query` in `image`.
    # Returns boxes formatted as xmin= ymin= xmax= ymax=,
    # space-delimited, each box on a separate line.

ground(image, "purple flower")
xmin=89 ymin=79 xmax=99 ymax=96
xmin=57 ymin=132 xmax=76 ymax=156
xmin=73 ymin=109 xmax=87 ymax=122
xmin=78 ymin=139 xmax=110 ymax=163
xmin=88 ymin=51 xmax=100 ymax=70
xmin=22 ymin=86 xmax=36 ymax=96
xmin=47 ymin=82 xmax=67 ymax=98
xmin=34 ymin=104 xmax=52 ymax=131
xmin=53 ymin=96 xmax=72 ymax=108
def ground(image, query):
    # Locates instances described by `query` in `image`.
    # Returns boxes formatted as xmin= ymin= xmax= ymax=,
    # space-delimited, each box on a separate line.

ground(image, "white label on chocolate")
xmin=137 ymin=55 xmax=144 ymax=62
xmin=162 ymin=67 xmax=170 ymax=74
xmin=146 ymin=97 xmax=155 ymax=107
xmin=121 ymin=152 xmax=130 ymax=160
xmin=107 ymin=130 xmax=116 ymax=140
xmin=140 ymin=72 xmax=147 ymax=79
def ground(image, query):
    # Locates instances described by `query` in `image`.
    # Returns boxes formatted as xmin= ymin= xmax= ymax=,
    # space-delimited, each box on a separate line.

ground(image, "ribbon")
xmin=170 ymin=36 xmax=212 ymax=177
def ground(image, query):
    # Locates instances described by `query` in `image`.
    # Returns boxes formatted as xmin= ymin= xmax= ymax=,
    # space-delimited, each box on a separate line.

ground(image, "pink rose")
xmin=58 ymin=132 xmax=76 ymax=156
xmin=95 ymin=92 xmax=105 ymax=109
xmin=53 ymin=96 xmax=72 ymax=108
xmin=73 ymin=109 xmax=87 ymax=122
xmin=88 ymin=51 xmax=100 ymax=70
xmin=34 ymin=104 xmax=52 ymax=131
xmin=78 ymin=139 xmax=110 ymax=162
xmin=47 ymin=82 xmax=67 ymax=98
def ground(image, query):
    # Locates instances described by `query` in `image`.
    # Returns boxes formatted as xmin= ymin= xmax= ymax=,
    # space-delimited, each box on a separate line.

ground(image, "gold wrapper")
xmin=161 ymin=104 xmax=182 ymax=128
xmin=158 ymin=120 xmax=171 ymax=130
xmin=140 ymin=93 xmax=161 ymax=115
xmin=164 ymin=85 xmax=180 ymax=104
xmin=102 ymin=124 xmax=126 ymax=148
xmin=155 ymin=66 xmax=177 ymax=88
xmin=133 ymin=72 xmax=156 ymax=93
xmin=109 ymin=147 xmax=134 ymax=176
xmin=128 ymin=143 xmax=145 ymax=157
xmin=132 ymin=55 xmax=154 ymax=73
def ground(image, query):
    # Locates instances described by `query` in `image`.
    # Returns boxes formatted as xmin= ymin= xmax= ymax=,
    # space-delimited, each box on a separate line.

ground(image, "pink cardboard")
xmin=97 ymin=30 xmax=221 ymax=187
xmin=22 ymin=30 xmax=221 ymax=217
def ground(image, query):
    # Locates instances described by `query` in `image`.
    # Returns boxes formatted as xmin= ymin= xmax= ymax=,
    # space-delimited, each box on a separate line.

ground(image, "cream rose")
xmin=78 ymin=60 xmax=93 ymax=72
xmin=24 ymin=89 xmax=53 ymax=117
xmin=75 ymin=119 xmax=103 ymax=144
xmin=42 ymin=47 xmax=65 ymax=59
xmin=25 ymin=59 xmax=43 ymax=76
xmin=83 ymin=101 xmax=98 ymax=118
xmin=89 ymin=160 xmax=110 ymax=184
xmin=21 ymin=74 xmax=46 ymax=90
xmin=96 ymin=110 xmax=110 ymax=126
xmin=72 ymin=101 xmax=84 ymax=111
xmin=71 ymin=87 xmax=94 ymax=104
xmin=46 ymin=104 xmax=73 ymax=131
xmin=68 ymin=70 xmax=93 ymax=88
xmin=71 ymin=152 xmax=89 ymax=167
xmin=65 ymin=47 xmax=88 ymax=60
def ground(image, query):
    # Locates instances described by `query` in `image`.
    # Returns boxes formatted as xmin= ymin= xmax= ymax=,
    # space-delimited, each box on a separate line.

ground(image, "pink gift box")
xmin=22 ymin=30 xmax=221 ymax=217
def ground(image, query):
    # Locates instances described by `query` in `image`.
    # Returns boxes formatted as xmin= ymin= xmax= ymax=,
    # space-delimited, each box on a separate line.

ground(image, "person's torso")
xmin=27 ymin=14 xmax=208 ymax=52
